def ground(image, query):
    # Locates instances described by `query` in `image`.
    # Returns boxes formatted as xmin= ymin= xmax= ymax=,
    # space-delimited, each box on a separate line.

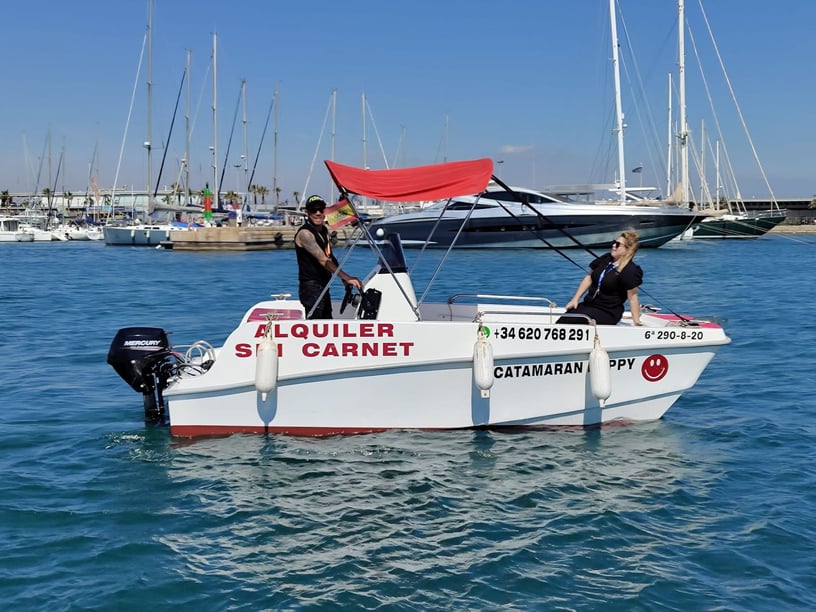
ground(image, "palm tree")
xmin=275 ymin=186 xmax=282 ymax=206
xmin=1 ymin=190 xmax=10 ymax=212
xmin=258 ymin=185 xmax=269 ymax=207
xmin=249 ymin=184 xmax=259 ymax=207
xmin=293 ymin=191 xmax=300 ymax=209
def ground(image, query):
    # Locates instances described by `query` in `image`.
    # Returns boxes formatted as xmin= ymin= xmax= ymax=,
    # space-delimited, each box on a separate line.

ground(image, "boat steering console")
xmin=340 ymin=284 xmax=382 ymax=319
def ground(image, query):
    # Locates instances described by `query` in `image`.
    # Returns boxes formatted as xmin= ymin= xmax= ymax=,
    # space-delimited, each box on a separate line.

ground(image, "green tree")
xmin=255 ymin=185 xmax=269 ymax=207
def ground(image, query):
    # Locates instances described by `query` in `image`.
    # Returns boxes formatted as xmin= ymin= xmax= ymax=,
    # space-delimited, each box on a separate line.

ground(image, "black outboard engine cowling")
xmin=107 ymin=327 xmax=175 ymax=424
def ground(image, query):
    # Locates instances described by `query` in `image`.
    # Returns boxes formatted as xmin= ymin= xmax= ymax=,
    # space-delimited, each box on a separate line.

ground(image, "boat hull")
xmin=0 ymin=232 xmax=35 ymax=242
xmin=370 ymin=208 xmax=705 ymax=248
xmin=103 ymin=224 xmax=171 ymax=246
xmin=692 ymin=211 xmax=787 ymax=239
xmin=161 ymin=302 xmax=729 ymax=437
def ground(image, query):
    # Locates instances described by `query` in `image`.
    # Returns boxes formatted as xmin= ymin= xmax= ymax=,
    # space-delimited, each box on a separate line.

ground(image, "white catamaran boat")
xmin=108 ymin=159 xmax=730 ymax=438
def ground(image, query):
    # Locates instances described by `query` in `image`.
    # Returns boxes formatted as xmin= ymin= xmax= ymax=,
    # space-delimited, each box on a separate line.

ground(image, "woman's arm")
xmin=565 ymin=274 xmax=592 ymax=311
xmin=627 ymin=287 xmax=641 ymax=325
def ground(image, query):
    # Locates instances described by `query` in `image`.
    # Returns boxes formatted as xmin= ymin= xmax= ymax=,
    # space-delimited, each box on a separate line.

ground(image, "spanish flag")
xmin=325 ymin=198 xmax=358 ymax=229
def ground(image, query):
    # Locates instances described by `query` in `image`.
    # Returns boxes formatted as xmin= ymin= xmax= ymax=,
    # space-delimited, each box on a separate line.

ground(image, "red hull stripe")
xmin=169 ymin=421 xmax=631 ymax=438
xmin=170 ymin=424 xmax=392 ymax=438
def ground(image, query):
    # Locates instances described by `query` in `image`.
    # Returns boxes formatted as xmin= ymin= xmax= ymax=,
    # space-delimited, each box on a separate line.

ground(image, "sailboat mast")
xmin=273 ymin=83 xmax=279 ymax=206
xmin=146 ymin=0 xmax=153 ymax=196
xmin=609 ymin=0 xmax=626 ymax=204
xmin=361 ymin=91 xmax=367 ymax=170
xmin=678 ymin=0 xmax=689 ymax=207
xmin=700 ymin=118 xmax=706 ymax=205
xmin=715 ymin=141 xmax=721 ymax=210
xmin=361 ymin=91 xmax=368 ymax=210
xmin=211 ymin=32 xmax=219 ymax=209
xmin=666 ymin=73 xmax=673 ymax=199
xmin=48 ymin=130 xmax=52 ymax=204
xmin=330 ymin=88 xmax=337 ymax=203
xmin=241 ymin=79 xmax=248 ymax=202
xmin=184 ymin=49 xmax=191 ymax=204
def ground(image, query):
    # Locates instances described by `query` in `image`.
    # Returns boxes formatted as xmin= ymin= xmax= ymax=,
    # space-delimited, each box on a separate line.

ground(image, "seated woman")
xmin=557 ymin=230 xmax=642 ymax=326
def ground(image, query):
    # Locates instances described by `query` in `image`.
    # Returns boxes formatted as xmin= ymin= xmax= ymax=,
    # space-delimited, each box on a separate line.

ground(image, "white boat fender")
xmin=589 ymin=334 xmax=611 ymax=407
xmin=473 ymin=326 xmax=494 ymax=398
xmin=255 ymin=333 xmax=278 ymax=401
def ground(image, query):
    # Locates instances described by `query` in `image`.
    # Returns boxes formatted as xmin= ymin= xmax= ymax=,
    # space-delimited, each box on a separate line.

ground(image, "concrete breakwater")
xmin=770 ymin=223 xmax=816 ymax=234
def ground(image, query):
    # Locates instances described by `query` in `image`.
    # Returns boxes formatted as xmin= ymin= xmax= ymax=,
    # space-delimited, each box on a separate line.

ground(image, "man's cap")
xmin=305 ymin=195 xmax=327 ymax=212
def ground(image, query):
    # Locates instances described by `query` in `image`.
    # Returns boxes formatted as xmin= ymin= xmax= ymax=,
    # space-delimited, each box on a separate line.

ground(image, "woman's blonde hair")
xmin=616 ymin=229 xmax=639 ymax=271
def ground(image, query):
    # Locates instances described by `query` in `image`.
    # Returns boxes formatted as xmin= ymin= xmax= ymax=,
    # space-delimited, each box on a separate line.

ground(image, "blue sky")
xmin=1 ymin=0 xmax=813 ymax=202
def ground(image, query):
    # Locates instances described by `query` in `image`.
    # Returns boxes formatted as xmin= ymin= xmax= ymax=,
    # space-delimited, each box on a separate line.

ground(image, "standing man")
xmin=294 ymin=195 xmax=362 ymax=319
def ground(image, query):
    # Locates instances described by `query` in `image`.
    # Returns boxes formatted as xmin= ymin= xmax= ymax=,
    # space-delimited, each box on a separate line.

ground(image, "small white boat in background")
xmin=108 ymin=159 xmax=730 ymax=438
xmin=103 ymin=223 xmax=172 ymax=246
xmin=86 ymin=226 xmax=104 ymax=241
xmin=47 ymin=222 xmax=92 ymax=241
xmin=23 ymin=224 xmax=57 ymax=242
xmin=0 ymin=217 xmax=35 ymax=242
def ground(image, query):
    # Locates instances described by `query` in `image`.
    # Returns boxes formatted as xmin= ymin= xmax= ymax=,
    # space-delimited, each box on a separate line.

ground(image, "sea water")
xmin=1 ymin=235 xmax=815 ymax=610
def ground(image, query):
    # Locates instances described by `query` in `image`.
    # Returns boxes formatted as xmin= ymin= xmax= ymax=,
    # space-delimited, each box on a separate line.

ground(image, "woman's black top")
xmin=582 ymin=253 xmax=643 ymax=320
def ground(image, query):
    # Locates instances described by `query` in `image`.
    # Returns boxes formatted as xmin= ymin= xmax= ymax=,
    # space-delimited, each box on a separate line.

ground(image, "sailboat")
xmin=692 ymin=208 xmax=786 ymax=238
xmin=692 ymin=137 xmax=786 ymax=237
xmin=369 ymin=0 xmax=706 ymax=250
xmin=103 ymin=0 xmax=176 ymax=247
xmin=666 ymin=0 xmax=786 ymax=239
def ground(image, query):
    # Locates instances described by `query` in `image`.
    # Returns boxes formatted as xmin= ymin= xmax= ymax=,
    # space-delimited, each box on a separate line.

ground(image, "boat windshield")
xmin=375 ymin=233 xmax=409 ymax=273
xmin=482 ymin=190 xmax=565 ymax=204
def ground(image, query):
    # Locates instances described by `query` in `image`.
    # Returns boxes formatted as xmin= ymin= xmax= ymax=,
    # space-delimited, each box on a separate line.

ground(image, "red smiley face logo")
xmin=642 ymin=355 xmax=669 ymax=382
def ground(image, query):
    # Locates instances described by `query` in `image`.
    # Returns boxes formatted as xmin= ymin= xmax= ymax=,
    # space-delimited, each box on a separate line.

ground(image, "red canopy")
xmin=325 ymin=158 xmax=494 ymax=202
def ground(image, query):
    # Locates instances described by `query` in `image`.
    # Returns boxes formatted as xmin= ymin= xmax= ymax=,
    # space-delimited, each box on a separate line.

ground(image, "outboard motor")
xmin=107 ymin=327 xmax=175 ymax=424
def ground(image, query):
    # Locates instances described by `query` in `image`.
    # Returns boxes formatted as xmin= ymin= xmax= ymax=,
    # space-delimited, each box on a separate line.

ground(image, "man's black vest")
xmin=295 ymin=222 xmax=338 ymax=285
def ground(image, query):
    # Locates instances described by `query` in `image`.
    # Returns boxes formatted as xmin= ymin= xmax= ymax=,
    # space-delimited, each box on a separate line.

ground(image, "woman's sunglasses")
xmin=612 ymin=240 xmax=627 ymax=248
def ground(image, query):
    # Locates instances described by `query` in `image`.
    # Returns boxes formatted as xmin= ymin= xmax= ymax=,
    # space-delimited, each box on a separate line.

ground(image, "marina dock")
xmin=164 ymin=224 xmax=361 ymax=251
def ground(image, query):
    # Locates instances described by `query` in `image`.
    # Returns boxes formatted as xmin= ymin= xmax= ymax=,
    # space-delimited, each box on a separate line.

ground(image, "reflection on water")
xmin=122 ymin=423 xmax=730 ymax=606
